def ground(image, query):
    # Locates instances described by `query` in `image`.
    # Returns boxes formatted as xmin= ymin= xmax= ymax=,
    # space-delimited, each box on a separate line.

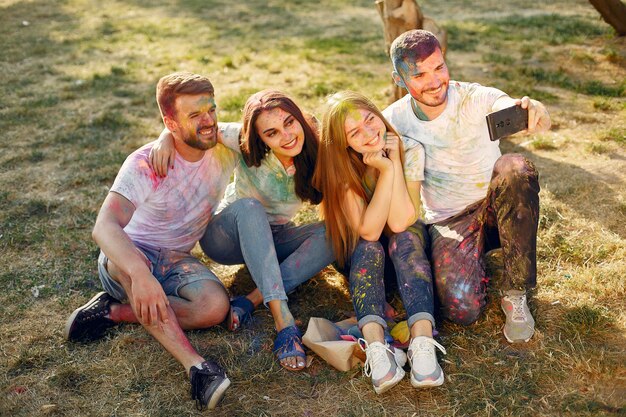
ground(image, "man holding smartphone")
xmin=383 ymin=30 xmax=551 ymax=343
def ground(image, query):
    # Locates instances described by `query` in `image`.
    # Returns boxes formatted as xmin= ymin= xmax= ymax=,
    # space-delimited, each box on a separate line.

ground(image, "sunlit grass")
xmin=1 ymin=0 xmax=625 ymax=416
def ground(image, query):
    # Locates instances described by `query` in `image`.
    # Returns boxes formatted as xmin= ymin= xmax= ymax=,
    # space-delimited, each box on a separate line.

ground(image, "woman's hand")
xmin=148 ymin=130 xmax=176 ymax=177
xmin=384 ymin=133 xmax=401 ymax=164
xmin=363 ymin=150 xmax=392 ymax=171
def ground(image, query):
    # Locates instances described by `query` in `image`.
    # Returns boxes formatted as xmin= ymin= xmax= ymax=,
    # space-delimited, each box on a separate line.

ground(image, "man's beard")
xmin=418 ymin=83 xmax=448 ymax=108
xmin=183 ymin=126 xmax=217 ymax=150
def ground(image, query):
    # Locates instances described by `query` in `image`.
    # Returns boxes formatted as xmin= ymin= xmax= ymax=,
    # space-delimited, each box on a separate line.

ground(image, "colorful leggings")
xmin=348 ymin=222 xmax=436 ymax=330
xmin=428 ymin=154 xmax=540 ymax=325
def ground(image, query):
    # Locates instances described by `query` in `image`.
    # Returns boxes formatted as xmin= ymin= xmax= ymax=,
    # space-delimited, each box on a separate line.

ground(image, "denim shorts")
xmin=98 ymin=243 xmax=223 ymax=302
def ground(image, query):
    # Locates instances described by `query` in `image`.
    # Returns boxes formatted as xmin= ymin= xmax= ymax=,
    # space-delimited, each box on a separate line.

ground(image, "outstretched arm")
xmin=92 ymin=192 xmax=170 ymax=327
xmin=493 ymin=95 xmax=551 ymax=134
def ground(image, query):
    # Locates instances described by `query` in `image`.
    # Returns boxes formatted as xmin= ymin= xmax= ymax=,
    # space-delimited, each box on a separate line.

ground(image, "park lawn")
xmin=0 ymin=0 xmax=624 ymax=416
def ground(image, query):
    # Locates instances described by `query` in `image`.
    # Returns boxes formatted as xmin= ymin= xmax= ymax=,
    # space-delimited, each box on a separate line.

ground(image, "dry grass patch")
xmin=1 ymin=0 xmax=625 ymax=416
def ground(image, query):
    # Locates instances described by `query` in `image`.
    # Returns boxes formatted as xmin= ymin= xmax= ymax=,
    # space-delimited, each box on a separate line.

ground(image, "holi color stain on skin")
xmin=148 ymin=169 xmax=160 ymax=189
xmin=137 ymin=158 xmax=163 ymax=190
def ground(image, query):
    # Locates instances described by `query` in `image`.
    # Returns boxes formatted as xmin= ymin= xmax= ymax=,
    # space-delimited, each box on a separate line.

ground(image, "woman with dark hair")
xmin=313 ymin=91 xmax=445 ymax=393
xmin=150 ymin=90 xmax=334 ymax=372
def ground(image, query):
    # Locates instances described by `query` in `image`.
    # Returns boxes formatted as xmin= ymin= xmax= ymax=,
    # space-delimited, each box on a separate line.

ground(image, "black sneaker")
xmin=64 ymin=292 xmax=117 ymax=342
xmin=189 ymin=360 xmax=231 ymax=410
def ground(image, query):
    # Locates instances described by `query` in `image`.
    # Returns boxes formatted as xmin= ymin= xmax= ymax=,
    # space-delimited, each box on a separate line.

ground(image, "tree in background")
xmin=589 ymin=0 xmax=626 ymax=36
xmin=375 ymin=0 xmax=447 ymax=101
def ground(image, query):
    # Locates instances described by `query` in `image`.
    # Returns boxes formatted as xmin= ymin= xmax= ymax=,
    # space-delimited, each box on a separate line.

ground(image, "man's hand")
xmin=384 ymin=133 xmax=402 ymax=164
xmin=518 ymin=96 xmax=551 ymax=134
xmin=130 ymin=272 xmax=170 ymax=327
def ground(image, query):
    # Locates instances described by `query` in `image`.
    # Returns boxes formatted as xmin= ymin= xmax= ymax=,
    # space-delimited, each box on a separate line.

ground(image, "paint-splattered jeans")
xmin=428 ymin=154 xmax=540 ymax=325
xmin=348 ymin=222 xmax=436 ymax=331
xmin=199 ymin=198 xmax=335 ymax=305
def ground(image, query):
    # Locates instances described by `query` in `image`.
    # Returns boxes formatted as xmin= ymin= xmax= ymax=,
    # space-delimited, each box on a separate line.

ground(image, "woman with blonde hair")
xmin=313 ymin=91 xmax=445 ymax=393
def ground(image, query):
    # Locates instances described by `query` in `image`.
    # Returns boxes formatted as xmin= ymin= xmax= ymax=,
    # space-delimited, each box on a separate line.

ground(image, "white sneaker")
xmin=408 ymin=336 xmax=446 ymax=388
xmin=359 ymin=339 xmax=406 ymax=394
xmin=501 ymin=290 xmax=535 ymax=343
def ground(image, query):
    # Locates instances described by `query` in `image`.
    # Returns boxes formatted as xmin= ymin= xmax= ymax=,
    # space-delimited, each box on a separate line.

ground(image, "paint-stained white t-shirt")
xmin=217 ymin=123 xmax=303 ymax=225
xmin=383 ymin=81 xmax=507 ymax=224
xmin=110 ymin=142 xmax=238 ymax=252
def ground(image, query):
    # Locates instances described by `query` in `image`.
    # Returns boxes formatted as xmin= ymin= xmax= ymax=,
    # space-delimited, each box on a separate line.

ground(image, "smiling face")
xmin=394 ymin=47 xmax=450 ymax=118
xmin=343 ymin=107 xmax=387 ymax=154
xmin=172 ymin=94 xmax=218 ymax=151
xmin=255 ymin=107 xmax=305 ymax=166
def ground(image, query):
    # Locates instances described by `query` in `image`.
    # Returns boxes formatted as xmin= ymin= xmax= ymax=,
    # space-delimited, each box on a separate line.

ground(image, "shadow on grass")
xmin=119 ymin=0 xmax=386 ymax=61
xmin=0 ymin=0 xmax=77 ymax=128
xmin=429 ymin=251 xmax=626 ymax=416
xmin=500 ymin=141 xmax=626 ymax=240
xmin=0 ymin=1 xmax=162 ymax=309
xmin=445 ymin=14 xmax=624 ymax=99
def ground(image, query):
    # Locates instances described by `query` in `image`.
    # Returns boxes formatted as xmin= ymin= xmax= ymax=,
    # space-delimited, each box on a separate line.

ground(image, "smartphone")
xmin=486 ymin=105 xmax=528 ymax=141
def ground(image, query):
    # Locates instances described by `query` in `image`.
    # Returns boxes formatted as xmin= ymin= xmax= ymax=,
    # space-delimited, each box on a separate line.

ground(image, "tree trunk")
xmin=375 ymin=0 xmax=447 ymax=101
xmin=376 ymin=0 xmax=424 ymax=53
xmin=589 ymin=0 xmax=626 ymax=36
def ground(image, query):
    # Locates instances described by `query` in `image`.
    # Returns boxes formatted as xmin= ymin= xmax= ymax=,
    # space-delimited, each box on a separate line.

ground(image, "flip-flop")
xmin=273 ymin=325 xmax=306 ymax=372
xmin=221 ymin=296 xmax=255 ymax=332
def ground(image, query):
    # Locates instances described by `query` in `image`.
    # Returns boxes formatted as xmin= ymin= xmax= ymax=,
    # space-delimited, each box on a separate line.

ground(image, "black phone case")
xmin=486 ymin=105 xmax=529 ymax=141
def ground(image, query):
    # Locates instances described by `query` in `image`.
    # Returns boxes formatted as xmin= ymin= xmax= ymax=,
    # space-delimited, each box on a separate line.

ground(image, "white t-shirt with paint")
xmin=383 ymin=81 xmax=507 ymax=224
xmin=217 ymin=123 xmax=303 ymax=225
xmin=110 ymin=141 xmax=238 ymax=253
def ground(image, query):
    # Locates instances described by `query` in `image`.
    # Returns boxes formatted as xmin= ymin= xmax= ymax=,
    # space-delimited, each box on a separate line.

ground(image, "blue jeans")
xmin=199 ymin=198 xmax=335 ymax=305
xmin=348 ymin=222 xmax=436 ymax=330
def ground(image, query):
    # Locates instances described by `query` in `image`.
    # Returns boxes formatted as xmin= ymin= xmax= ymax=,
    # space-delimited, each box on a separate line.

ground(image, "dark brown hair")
xmin=241 ymin=89 xmax=322 ymax=204
xmin=156 ymin=72 xmax=214 ymax=118
xmin=390 ymin=29 xmax=441 ymax=73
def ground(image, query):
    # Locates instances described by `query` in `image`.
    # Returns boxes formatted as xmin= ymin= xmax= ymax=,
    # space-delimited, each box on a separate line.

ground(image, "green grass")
xmin=599 ymin=127 xmax=626 ymax=145
xmin=531 ymin=137 xmax=558 ymax=151
xmin=520 ymin=67 xmax=624 ymax=97
xmin=1 ymin=0 xmax=625 ymax=416
xmin=447 ymin=14 xmax=610 ymax=52
xmin=445 ymin=11 xmax=624 ymax=100
xmin=593 ymin=98 xmax=620 ymax=111
xmin=587 ymin=142 xmax=611 ymax=154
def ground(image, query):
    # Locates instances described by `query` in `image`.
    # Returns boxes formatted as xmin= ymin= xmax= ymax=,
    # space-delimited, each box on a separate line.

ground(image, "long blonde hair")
xmin=312 ymin=91 xmax=404 ymax=267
